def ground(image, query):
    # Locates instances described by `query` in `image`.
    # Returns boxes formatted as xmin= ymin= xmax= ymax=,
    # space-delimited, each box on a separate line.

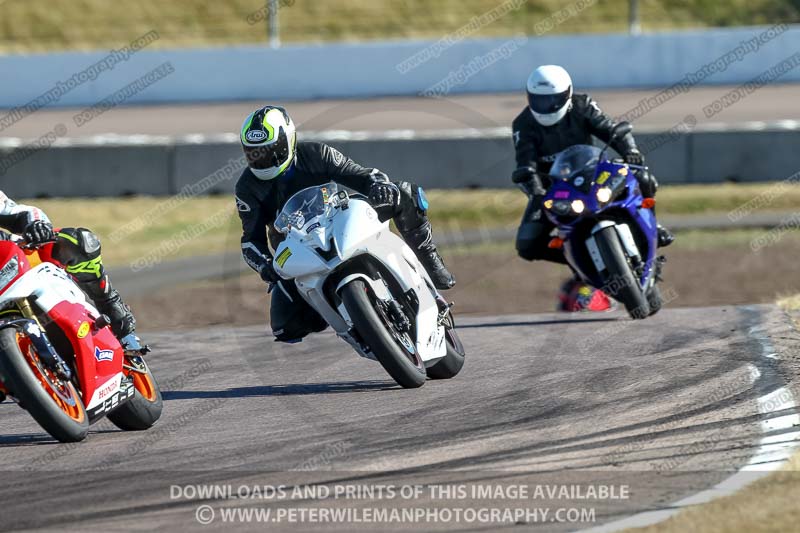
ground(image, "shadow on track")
xmin=0 ymin=428 xmax=123 ymax=447
xmin=459 ymin=317 xmax=619 ymax=329
xmin=162 ymin=380 xmax=397 ymax=400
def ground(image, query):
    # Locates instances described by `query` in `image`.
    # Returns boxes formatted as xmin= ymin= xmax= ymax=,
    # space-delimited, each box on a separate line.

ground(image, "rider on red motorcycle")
xmin=0 ymin=191 xmax=137 ymax=341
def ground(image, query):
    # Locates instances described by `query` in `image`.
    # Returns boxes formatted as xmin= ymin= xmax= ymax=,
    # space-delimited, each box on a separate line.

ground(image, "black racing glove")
xmin=368 ymin=182 xmax=400 ymax=209
xmin=259 ymin=259 xmax=281 ymax=284
xmin=511 ymin=166 xmax=546 ymax=198
xmin=23 ymin=220 xmax=55 ymax=246
xmin=624 ymin=149 xmax=645 ymax=167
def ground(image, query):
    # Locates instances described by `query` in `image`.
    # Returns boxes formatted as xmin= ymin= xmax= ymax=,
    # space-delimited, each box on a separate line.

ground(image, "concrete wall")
xmin=1 ymin=127 xmax=798 ymax=198
xmin=0 ymin=25 xmax=798 ymax=108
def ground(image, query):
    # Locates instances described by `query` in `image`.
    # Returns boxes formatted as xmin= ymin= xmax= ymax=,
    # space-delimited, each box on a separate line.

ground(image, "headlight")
xmin=571 ymin=199 xmax=585 ymax=214
xmin=0 ymin=256 xmax=19 ymax=288
xmin=552 ymin=201 xmax=571 ymax=215
xmin=596 ymin=187 xmax=613 ymax=203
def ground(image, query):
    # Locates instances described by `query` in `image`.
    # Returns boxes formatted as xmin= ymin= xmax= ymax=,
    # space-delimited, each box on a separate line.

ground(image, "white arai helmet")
xmin=240 ymin=106 xmax=297 ymax=180
xmin=526 ymin=65 xmax=573 ymax=127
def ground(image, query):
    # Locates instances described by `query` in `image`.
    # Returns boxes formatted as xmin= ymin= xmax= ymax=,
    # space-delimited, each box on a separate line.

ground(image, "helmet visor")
xmin=528 ymin=89 xmax=571 ymax=115
xmin=244 ymin=127 xmax=289 ymax=170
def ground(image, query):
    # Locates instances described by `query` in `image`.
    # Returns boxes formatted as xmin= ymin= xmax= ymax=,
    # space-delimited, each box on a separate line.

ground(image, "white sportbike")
xmin=272 ymin=183 xmax=466 ymax=388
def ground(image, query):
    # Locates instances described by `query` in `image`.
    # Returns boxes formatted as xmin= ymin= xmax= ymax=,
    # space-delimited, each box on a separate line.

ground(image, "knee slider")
xmin=54 ymin=227 xmax=104 ymax=279
xmin=58 ymin=227 xmax=102 ymax=258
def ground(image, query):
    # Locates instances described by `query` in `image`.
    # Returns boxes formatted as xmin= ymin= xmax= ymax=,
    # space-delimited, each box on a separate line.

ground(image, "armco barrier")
xmin=1 ymin=126 xmax=798 ymax=198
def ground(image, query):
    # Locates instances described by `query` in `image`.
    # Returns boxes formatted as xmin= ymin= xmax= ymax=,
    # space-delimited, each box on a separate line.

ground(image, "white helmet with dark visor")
xmin=526 ymin=65 xmax=573 ymax=127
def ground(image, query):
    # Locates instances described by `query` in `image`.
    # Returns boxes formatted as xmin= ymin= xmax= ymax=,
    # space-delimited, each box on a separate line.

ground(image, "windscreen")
xmin=275 ymin=183 xmax=338 ymax=233
xmin=549 ymin=145 xmax=601 ymax=181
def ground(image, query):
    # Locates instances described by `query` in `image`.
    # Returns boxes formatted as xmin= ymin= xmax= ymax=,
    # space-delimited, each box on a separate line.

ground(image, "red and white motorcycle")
xmin=0 ymin=239 xmax=162 ymax=442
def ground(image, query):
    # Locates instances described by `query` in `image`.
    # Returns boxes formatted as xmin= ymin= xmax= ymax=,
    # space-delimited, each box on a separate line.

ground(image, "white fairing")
xmin=273 ymin=191 xmax=446 ymax=362
xmin=0 ymin=262 xmax=98 ymax=315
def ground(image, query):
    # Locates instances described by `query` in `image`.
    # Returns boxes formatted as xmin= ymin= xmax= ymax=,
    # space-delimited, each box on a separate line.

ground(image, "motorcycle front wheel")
xmin=340 ymin=279 xmax=426 ymax=388
xmin=594 ymin=226 xmax=650 ymax=319
xmin=0 ymin=326 xmax=89 ymax=443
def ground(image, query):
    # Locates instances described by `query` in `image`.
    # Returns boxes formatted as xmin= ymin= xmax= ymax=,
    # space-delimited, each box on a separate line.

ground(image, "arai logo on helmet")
xmin=245 ymin=130 xmax=267 ymax=143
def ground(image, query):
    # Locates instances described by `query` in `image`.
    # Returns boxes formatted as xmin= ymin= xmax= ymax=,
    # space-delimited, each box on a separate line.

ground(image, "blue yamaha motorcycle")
xmin=542 ymin=123 xmax=664 ymax=319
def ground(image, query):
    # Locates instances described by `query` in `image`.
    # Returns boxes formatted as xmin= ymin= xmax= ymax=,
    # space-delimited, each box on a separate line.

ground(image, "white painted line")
xmin=580 ymin=318 xmax=800 ymax=533
xmin=2 ymin=120 xmax=800 ymax=148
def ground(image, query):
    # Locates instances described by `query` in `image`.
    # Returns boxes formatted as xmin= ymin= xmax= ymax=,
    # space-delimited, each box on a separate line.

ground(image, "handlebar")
xmin=20 ymin=239 xmax=57 ymax=251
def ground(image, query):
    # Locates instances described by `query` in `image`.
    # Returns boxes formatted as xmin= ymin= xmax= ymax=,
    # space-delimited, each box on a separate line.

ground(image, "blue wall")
xmin=0 ymin=25 xmax=798 ymax=108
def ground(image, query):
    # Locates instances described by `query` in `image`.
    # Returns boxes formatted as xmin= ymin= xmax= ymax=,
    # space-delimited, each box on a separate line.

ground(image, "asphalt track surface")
xmin=1 ymin=298 xmax=799 ymax=531
xmin=3 ymin=85 xmax=800 ymax=139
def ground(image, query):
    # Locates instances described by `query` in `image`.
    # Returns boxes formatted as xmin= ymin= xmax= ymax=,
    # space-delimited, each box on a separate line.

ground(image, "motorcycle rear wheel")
xmin=107 ymin=357 xmax=163 ymax=431
xmin=425 ymin=314 xmax=465 ymax=380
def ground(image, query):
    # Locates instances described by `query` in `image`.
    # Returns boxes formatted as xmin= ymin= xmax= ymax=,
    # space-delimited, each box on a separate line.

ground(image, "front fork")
xmin=0 ymin=298 xmax=74 ymax=384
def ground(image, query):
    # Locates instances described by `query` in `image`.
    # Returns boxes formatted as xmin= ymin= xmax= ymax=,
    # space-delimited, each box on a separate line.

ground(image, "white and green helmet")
xmin=240 ymin=106 xmax=297 ymax=180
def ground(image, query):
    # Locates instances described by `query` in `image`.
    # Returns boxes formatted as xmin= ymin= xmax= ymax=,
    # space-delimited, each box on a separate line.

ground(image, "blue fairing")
xmin=543 ymin=152 xmax=659 ymax=291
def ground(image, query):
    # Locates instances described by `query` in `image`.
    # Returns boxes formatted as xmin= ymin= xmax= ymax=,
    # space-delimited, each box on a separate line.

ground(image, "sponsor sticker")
xmin=236 ymin=196 xmax=251 ymax=212
xmin=276 ymin=248 xmax=293 ymax=268
xmin=555 ymin=190 xmax=570 ymax=199
xmin=77 ymin=322 xmax=91 ymax=339
xmin=574 ymin=176 xmax=585 ymax=187
xmin=329 ymin=148 xmax=345 ymax=166
xmin=597 ymin=171 xmax=611 ymax=184
xmin=94 ymin=346 xmax=114 ymax=362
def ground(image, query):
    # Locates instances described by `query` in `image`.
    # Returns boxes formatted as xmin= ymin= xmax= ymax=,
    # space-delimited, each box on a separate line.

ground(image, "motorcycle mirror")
xmin=599 ymin=121 xmax=633 ymax=160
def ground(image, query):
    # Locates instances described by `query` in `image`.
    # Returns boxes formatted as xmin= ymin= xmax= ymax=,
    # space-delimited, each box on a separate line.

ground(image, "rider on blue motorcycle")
xmin=511 ymin=65 xmax=673 ymax=310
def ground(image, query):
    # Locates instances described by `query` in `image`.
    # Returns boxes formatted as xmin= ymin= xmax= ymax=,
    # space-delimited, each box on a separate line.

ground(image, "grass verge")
xmin=24 ymin=181 xmax=800 ymax=266
xmin=0 ymin=0 xmax=797 ymax=52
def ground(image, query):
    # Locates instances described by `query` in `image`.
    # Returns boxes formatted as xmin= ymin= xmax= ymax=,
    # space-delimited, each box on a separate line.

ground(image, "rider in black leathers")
xmin=512 ymin=65 xmax=673 ymax=264
xmin=235 ymin=105 xmax=455 ymax=343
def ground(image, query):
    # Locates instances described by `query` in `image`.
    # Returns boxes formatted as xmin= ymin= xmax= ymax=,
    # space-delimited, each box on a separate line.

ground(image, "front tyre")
xmin=340 ymin=280 xmax=426 ymax=389
xmin=594 ymin=226 xmax=650 ymax=319
xmin=0 ymin=327 xmax=89 ymax=443
xmin=107 ymin=357 xmax=163 ymax=431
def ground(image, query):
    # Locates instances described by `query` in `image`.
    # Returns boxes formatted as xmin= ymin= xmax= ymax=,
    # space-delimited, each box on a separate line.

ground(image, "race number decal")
xmin=276 ymin=248 xmax=293 ymax=268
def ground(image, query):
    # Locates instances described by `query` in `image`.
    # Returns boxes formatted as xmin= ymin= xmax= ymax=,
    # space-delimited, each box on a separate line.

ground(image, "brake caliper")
xmin=386 ymin=300 xmax=411 ymax=333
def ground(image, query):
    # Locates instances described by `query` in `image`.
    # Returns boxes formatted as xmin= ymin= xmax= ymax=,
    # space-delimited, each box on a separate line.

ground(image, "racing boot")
xmin=79 ymin=274 xmax=137 ymax=342
xmin=657 ymin=224 xmax=675 ymax=248
xmin=401 ymin=221 xmax=456 ymax=290
xmin=557 ymin=276 xmax=615 ymax=312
